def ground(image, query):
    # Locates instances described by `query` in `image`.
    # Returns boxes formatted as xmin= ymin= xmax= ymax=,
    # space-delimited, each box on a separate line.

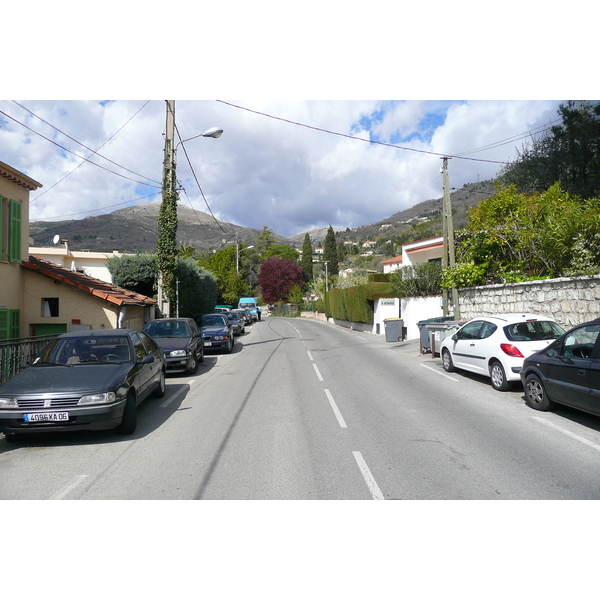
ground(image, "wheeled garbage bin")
xmin=384 ymin=318 xmax=405 ymax=342
xmin=417 ymin=317 xmax=457 ymax=354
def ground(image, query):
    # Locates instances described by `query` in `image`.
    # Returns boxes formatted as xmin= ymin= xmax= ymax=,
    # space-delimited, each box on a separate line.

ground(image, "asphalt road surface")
xmin=3 ymin=316 xmax=600 ymax=500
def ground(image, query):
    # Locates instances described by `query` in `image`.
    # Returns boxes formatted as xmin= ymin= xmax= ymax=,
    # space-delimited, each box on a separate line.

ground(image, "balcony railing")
xmin=0 ymin=334 xmax=59 ymax=385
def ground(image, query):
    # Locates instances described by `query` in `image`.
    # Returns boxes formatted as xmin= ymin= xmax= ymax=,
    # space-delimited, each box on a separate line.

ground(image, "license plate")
xmin=24 ymin=412 xmax=69 ymax=423
xmin=204 ymin=341 xmax=212 ymax=346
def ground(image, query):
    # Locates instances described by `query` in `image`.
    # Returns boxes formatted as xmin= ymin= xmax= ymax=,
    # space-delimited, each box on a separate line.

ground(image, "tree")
xmin=263 ymin=244 xmax=299 ymax=261
xmin=258 ymin=257 xmax=304 ymax=304
xmin=501 ymin=101 xmax=600 ymax=199
xmin=107 ymin=253 xmax=157 ymax=298
xmin=198 ymin=246 xmax=247 ymax=304
xmin=301 ymin=233 xmax=313 ymax=285
xmin=323 ymin=225 xmax=339 ymax=276
xmin=445 ymin=183 xmax=600 ymax=285
xmin=255 ymin=225 xmax=276 ymax=257
xmin=175 ymin=259 xmax=218 ymax=317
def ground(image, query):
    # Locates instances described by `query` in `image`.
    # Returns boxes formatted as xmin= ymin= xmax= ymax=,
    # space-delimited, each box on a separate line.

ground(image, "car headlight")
xmin=170 ymin=350 xmax=187 ymax=357
xmin=0 ymin=397 xmax=18 ymax=409
xmin=78 ymin=392 xmax=117 ymax=406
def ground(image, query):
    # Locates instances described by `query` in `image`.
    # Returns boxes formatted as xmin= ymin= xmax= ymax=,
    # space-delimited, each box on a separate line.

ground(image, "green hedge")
xmin=324 ymin=282 xmax=397 ymax=324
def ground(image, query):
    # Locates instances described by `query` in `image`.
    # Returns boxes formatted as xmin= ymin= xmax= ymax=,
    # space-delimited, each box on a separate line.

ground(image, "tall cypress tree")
xmin=323 ymin=225 xmax=339 ymax=275
xmin=301 ymin=233 xmax=313 ymax=285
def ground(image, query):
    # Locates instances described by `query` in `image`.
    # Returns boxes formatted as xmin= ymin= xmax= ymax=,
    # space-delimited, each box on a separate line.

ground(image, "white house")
xmin=402 ymin=235 xmax=443 ymax=267
xmin=29 ymin=243 xmax=123 ymax=283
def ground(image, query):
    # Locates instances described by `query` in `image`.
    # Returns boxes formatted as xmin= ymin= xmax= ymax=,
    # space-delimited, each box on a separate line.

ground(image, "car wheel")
xmin=198 ymin=347 xmax=204 ymax=363
xmin=524 ymin=373 xmax=554 ymax=411
xmin=153 ymin=369 xmax=166 ymax=398
xmin=187 ymin=355 xmax=198 ymax=375
xmin=225 ymin=337 xmax=233 ymax=354
xmin=116 ymin=391 xmax=137 ymax=435
xmin=441 ymin=348 xmax=455 ymax=372
xmin=490 ymin=360 xmax=511 ymax=391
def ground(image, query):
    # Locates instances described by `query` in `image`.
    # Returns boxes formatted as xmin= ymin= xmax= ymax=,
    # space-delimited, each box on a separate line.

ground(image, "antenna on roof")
xmin=52 ymin=234 xmax=60 ymax=245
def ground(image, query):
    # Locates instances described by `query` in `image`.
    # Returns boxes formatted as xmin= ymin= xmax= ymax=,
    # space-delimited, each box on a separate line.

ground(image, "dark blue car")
xmin=197 ymin=313 xmax=235 ymax=353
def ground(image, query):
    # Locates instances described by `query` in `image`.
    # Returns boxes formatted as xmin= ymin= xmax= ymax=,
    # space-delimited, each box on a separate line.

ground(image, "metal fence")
xmin=0 ymin=335 xmax=59 ymax=385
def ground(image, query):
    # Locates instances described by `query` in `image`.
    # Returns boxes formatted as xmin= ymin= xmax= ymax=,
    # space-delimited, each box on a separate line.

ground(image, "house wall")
xmin=458 ymin=276 xmax=600 ymax=331
xmin=373 ymin=298 xmax=400 ymax=335
xmin=29 ymin=247 xmax=121 ymax=283
xmin=22 ymin=271 xmax=149 ymax=334
xmin=0 ymin=168 xmax=32 ymax=336
xmin=401 ymin=295 xmax=444 ymax=340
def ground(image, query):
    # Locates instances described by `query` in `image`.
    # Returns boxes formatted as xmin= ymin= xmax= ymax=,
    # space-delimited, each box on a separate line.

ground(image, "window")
xmin=0 ymin=309 xmax=20 ymax=341
xmin=42 ymin=298 xmax=59 ymax=317
xmin=560 ymin=324 xmax=600 ymax=359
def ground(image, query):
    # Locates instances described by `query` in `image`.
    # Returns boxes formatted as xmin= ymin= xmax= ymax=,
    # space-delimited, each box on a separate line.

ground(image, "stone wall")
xmin=458 ymin=275 xmax=600 ymax=330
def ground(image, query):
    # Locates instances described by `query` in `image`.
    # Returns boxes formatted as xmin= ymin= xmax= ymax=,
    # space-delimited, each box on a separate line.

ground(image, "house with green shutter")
xmin=0 ymin=161 xmax=42 ymax=340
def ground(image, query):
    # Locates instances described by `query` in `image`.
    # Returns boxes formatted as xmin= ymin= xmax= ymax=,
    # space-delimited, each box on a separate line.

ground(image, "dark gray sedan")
xmin=0 ymin=329 xmax=166 ymax=442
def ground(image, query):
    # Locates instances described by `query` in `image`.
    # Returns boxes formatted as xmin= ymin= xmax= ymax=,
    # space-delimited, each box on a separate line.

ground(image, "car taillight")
xmin=500 ymin=344 xmax=524 ymax=358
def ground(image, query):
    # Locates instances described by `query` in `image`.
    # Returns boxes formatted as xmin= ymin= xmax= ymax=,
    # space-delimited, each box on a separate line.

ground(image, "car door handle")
xmin=577 ymin=370 xmax=586 ymax=376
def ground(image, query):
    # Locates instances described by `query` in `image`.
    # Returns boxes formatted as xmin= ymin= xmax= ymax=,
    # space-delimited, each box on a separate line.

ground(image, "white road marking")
xmin=313 ymin=363 xmax=324 ymax=381
xmin=307 ymin=351 xmax=314 ymax=362
xmin=531 ymin=416 xmax=600 ymax=452
xmin=420 ymin=363 xmax=460 ymax=381
xmin=353 ymin=451 xmax=385 ymax=500
xmin=160 ymin=379 xmax=195 ymax=408
xmin=324 ymin=389 xmax=347 ymax=428
xmin=50 ymin=474 xmax=88 ymax=500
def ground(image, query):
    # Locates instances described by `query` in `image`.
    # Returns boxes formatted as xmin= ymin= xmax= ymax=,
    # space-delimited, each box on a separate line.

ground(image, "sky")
xmin=0 ymin=98 xmax=566 ymax=239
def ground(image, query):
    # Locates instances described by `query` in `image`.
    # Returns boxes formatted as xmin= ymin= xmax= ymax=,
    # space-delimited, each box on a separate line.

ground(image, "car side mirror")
xmin=546 ymin=349 xmax=557 ymax=357
xmin=451 ymin=334 xmax=458 ymax=342
xmin=140 ymin=355 xmax=155 ymax=364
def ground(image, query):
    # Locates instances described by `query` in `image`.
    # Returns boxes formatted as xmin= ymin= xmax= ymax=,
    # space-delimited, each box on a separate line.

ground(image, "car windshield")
xmin=504 ymin=320 xmax=565 ymax=342
xmin=37 ymin=336 xmax=131 ymax=365
xmin=144 ymin=321 xmax=192 ymax=338
xmin=226 ymin=313 xmax=239 ymax=322
xmin=201 ymin=315 xmax=225 ymax=327
xmin=239 ymin=303 xmax=255 ymax=308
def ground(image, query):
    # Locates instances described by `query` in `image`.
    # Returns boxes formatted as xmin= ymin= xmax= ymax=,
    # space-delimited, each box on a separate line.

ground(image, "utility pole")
xmin=324 ymin=261 xmax=329 ymax=292
xmin=157 ymin=100 xmax=177 ymax=317
xmin=441 ymin=157 xmax=460 ymax=320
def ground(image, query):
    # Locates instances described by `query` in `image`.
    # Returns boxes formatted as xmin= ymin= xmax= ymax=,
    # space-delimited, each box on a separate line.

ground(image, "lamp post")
xmin=236 ymin=242 xmax=254 ymax=273
xmin=156 ymin=100 xmax=222 ymax=317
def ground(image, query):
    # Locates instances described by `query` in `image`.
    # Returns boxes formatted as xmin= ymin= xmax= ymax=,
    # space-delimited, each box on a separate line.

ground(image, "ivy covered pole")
xmin=156 ymin=101 xmax=223 ymax=317
xmin=441 ymin=157 xmax=460 ymax=319
xmin=156 ymin=100 xmax=177 ymax=317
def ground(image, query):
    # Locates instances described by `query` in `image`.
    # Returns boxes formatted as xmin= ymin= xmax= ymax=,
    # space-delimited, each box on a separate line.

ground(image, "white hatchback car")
xmin=439 ymin=314 xmax=565 ymax=391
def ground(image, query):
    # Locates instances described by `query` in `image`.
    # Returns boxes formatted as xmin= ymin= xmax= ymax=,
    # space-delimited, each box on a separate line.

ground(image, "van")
xmin=238 ymin=297 xmax=261 ymax=321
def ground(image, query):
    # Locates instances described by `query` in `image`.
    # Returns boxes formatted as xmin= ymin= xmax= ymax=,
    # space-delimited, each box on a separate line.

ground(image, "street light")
xmin=237 ymin=244 xmax=254 ymax=273
xmin=157 ymin=99 xmax=223 ymax=317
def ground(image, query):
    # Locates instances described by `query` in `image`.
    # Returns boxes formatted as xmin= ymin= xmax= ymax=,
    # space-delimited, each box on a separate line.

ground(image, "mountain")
xmin=29 ymin=202 xmax=287 ymax=253
xmin=28 ymin=179 xmax=498 ymax=254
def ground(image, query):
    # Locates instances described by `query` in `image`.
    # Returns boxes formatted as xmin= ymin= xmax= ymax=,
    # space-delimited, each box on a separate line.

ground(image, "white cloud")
xmin=0 ymin=99 xmax=566 ymax=239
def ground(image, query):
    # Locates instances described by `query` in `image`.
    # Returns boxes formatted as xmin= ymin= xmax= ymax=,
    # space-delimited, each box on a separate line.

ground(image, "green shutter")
xmin=0 ymin=310 xmax=8 ymax=341
xmin=9 ymin=200 xmax=22 ymax=263
xmin=0 ymin=310 xmax=20 ymax=341
xmin=9 ymin=310 xmax=20 ymax=339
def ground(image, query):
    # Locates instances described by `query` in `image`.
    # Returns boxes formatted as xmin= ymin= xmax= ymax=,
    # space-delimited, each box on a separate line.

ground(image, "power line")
xmin=216 ymin=100 xmax=506 ymax=164
xmin=0 ymin=108 xmax=161 ymax=189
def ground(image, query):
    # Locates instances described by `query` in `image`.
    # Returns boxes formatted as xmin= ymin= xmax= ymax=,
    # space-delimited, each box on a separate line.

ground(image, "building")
xmin=29 ymin=242 xmax=123 ymax=283
xmin=381 ymin=255 xmax=402 ymax=273
xmin=402 ymin=236 xmax=443 ymax=267
xmin=0 ymin=161 xmax=43 ymax=339
xmin=22 ymin=257 xmax=157 ymax=336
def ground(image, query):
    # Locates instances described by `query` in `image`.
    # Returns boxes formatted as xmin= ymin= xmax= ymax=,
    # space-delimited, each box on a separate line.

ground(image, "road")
xmin=3 ymin=316 xmax=600 ymax=500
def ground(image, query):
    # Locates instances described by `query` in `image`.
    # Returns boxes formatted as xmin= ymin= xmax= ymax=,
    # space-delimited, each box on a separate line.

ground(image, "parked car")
xmin=143 ymin=318 xmax=203 ymax=375
xmin=234 ymin=308 xmax=252 ymax=326
xmin=225 ymin=311 xmax=245 ymax=336
xmin=440 ymin=314 xmax=565 ymax=391
xmin=198 ymin=313 xmax=235 ymax=353
xmin=213 ymin=305 xmax=233 ymax=314
xmin=0 ymin=329 xmax=166 ymax=442
xmin=521 ymin=317 xmax=600 ymax=415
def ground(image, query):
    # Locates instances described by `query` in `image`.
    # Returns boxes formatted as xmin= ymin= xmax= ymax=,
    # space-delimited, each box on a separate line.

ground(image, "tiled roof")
xmin=381 ymin=255 xmax=402 ymax=264
xmin=23 ymin=256 xmax=157 ymax=307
